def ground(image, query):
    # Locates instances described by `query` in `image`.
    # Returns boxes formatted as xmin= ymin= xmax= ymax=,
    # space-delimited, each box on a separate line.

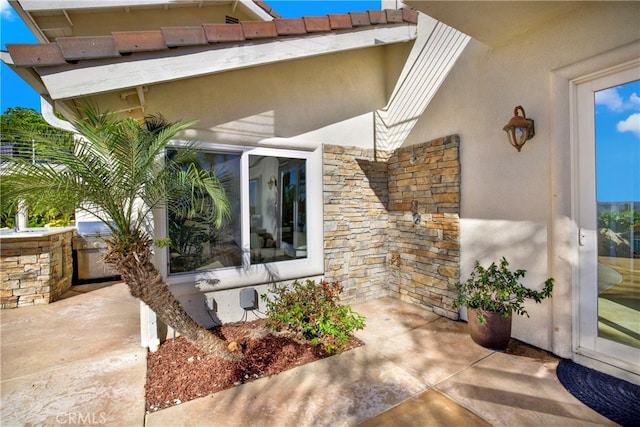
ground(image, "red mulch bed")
xmin=145 ymin=319 xmax=362 ymax=412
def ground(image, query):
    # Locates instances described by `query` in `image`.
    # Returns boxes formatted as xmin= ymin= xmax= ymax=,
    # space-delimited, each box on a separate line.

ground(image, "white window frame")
xmin=154 ymin=142 xmax=324 ymax=289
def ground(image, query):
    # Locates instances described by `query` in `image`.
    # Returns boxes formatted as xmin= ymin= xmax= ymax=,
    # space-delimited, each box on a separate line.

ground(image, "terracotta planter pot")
xmin=467 ymin=307 xmax=512 ymax=350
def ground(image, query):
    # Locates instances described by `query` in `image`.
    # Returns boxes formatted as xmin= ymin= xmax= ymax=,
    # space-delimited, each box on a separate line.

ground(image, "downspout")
xmin=40 ymin=97 xmax=77 ymax=133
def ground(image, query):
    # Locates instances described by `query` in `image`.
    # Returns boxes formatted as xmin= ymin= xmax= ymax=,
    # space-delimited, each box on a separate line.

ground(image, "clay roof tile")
xmin=113 ymin=30 xmax=167 ymax=53
xmin=57 ymin=36 xmax=119 ymax=61
xmin=203 ymin=23 xmax=245 ymax=43
xmin=161 ymin=26 xmax=208 ymax=47
xmin=240 ymin=21 xmax=278 ymax=39
xmin=303 ymin=16 xmax=331 ymax=33
xmin=6 ymin=43 xmax=67 ymax=67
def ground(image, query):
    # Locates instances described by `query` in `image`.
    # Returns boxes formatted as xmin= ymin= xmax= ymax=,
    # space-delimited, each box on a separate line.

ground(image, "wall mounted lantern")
xmin=503 ymin=105 xmax=535 ymax=152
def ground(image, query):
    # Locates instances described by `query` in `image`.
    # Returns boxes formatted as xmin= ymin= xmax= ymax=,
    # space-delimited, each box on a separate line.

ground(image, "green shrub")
xmin=261 ymin=279 xmax=366 ymax=354
xmin=598 ymin=209 xmax=639 ymax=233
xmin=453 ymin=257 xmax=554 ymax=323
xmin=47 ymin=218 xmax=75 ymax=227
xmin=0 ymin=202 xmax=74 ymax=228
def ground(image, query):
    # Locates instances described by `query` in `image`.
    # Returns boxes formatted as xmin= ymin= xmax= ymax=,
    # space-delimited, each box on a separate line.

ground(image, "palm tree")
xmin=1 ymin=106 xmax=241 ymax=360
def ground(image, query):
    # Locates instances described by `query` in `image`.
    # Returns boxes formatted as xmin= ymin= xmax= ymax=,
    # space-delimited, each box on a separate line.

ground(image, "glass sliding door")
xmin=576 ymin=64 xmax=640 ymax=375
xmin=594 ymin=79 xmax=640 ymax=349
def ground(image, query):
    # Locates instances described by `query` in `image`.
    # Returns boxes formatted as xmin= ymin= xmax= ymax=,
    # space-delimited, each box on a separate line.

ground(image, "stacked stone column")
xmin=0 ymin=230 xmax=74 ymax=309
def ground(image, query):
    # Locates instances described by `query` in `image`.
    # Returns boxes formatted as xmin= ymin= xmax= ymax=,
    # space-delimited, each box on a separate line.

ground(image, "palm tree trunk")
xmin=105 ymin=239 xmax=240 ymax=360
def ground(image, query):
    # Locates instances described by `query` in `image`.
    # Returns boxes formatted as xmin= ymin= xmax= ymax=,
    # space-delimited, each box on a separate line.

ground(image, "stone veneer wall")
xmin=387 ymin=135 xmax=460 ymax=319
xmin=0 ymin=229 xmax=74 ymax=309
xmin=323 ymin=145 xmax=391 ymax=303
xmin=323 ymin=135 xmax=460 ymax=319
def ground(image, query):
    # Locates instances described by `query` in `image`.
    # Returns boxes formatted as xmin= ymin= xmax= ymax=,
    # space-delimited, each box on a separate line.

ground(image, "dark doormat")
xmin=556 ymin=359 xmax=640 ymax=426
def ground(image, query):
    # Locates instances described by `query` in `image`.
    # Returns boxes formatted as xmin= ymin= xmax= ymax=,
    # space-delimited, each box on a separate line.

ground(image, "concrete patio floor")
xmin=1 ymin=282 xmax=615 ymax=426
xmin=0 ymin=281 xmax=146 ymax=426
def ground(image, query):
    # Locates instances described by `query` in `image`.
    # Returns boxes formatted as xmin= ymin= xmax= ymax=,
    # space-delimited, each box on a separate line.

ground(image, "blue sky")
xmin=1 ymin=0 xmax=39 ymax=112
xmin=595 ymin=80 xmax=640 ymax=202
xmin=0 ymin=0 xmax=380 ymax=113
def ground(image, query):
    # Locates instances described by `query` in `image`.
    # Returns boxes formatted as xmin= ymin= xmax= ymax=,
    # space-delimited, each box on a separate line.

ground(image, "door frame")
xmin=549 ymin=41 xmax=640 ymax=384
xmin=573 ymin=63 xmax=639 ymax=377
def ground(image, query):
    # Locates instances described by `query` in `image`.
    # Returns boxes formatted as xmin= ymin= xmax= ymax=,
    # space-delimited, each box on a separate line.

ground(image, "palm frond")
xmin=1 ymin=105 xmax=229 ymax=251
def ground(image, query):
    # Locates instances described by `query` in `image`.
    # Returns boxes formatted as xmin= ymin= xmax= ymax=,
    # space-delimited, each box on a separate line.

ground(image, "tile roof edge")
xmin=6 ymin=8 xmax=418 ymax=68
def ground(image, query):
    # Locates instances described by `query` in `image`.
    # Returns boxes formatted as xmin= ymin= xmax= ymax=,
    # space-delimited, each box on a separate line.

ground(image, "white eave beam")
xmin=1 ymin=50 xmax=49 ymax=94
xmin=37 ymin=24 xmax=416 ymax=100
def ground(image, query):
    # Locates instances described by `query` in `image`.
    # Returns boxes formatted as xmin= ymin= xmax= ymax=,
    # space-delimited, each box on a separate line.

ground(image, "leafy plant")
xmin=453 ymin=257 xmax=553 ymax=323
xmin=0 ymin=108 xmax=77 ymax=229
xmin=33 ymin=207 xmax=75 ymax=227
xmin=262 ymin=279 xmax=366 ymax=354
xmin=0 ymin=107 xmax=74 ymax=161
xmin=598 ymin=209 xmax=639 ymax=233
xmin=0 ymin=201 xmax=74 ymax=228
xmin=166 ymin=216 xmax=209 ymax=272
xmin=46 ymin=216 xmax=75 ymax=227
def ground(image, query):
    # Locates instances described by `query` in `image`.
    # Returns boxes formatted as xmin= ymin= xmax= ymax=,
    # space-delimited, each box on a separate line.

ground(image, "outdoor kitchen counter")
xmin=0 ymin=226 xmax=76 ymax=238
xmin=0 ymin=227 xmax=75 ymax=309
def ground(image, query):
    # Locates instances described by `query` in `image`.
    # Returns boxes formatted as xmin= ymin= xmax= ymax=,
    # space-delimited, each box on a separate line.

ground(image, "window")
xmin=249 ymin=155 xmax=306 ymax=264
xmin=167 ymin=149 xmax=242 ymax=274
xmin=162 ymin=144 xmax=323 ymax=287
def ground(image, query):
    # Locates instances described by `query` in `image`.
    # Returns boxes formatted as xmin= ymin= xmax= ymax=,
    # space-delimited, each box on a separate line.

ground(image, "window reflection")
xmin=249 ymin=155 xmax=307 ymax=264
xmin=594 ymin=79 xmax=640 ymax=348
xmin=166 ymin=151 xmax=307 ymax=274
xmin=167 ymin=149 xmax=242 ymax=274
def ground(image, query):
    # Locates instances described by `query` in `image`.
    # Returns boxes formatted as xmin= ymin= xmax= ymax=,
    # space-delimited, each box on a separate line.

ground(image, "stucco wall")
xmin=403 ymin=2 xmax=640 ymax=354
xmin=85 ymin=44 xmax=408 ymax=149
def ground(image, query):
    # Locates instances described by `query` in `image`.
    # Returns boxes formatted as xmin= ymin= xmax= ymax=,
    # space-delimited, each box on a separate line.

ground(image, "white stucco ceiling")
xmin=404 ymin=1 xmax=588 ymax=47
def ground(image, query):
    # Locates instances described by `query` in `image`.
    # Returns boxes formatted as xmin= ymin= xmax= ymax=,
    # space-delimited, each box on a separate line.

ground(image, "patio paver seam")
xmin=430 ymin=350 xmax=497 ymax=389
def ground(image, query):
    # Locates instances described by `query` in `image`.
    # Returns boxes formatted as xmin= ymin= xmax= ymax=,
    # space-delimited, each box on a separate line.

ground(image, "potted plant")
xmin=453 ymin=257 xmax=554 ymax=350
